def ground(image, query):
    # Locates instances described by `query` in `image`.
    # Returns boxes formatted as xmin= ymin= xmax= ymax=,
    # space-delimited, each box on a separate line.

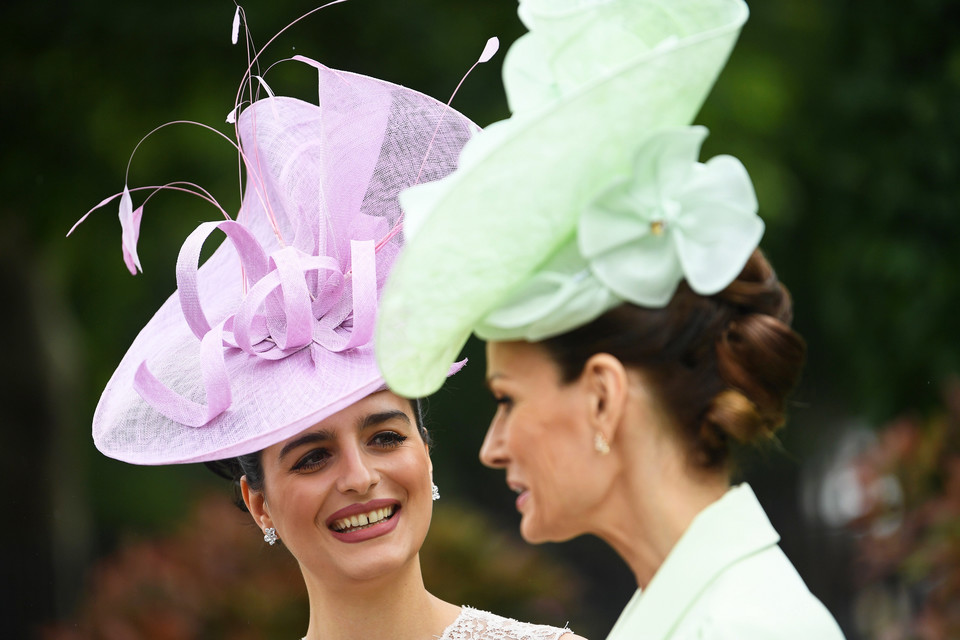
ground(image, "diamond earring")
xmin=431 ymin=483 xmax=440 ymax=501
xmin=263 ymin=527 xmax=278 ymax=546
xmin=594 ymin=431 xmax=610 ymax=455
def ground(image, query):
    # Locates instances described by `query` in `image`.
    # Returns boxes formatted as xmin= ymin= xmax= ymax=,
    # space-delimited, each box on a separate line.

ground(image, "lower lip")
xmin=515 ymin=490 xmax=530 ymax=512
xmin=330 ymin=508 xmax=401 ymax=543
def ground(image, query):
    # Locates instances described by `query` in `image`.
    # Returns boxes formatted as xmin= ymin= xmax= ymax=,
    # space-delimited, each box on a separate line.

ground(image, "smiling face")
xmin=481 ymin=341 xmax=617 ymax=544
xmin=242 ymin=390 xmax=434 ymax=585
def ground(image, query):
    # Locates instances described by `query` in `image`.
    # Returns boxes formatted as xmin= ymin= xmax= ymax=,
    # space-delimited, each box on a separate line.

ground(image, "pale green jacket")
xmin=605 ymin=484 xmax=845 ymax=640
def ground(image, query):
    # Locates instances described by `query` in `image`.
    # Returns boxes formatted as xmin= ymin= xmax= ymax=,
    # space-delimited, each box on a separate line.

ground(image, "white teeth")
xmin=332 ymin=505 xmax=395 ymax=532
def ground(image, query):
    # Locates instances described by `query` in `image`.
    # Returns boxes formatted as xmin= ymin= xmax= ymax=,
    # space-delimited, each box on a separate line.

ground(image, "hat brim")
xmin=93 ymin=67 xmax=478 ymax=464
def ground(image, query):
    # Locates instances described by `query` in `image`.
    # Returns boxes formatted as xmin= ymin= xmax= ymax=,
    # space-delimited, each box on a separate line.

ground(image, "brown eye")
xmin=370 ymin=431 xmax=407 ymax=448
xmin=293 ymin=448 xmax=331 ymax=472
xmin=493 ymin=395 xmax=514 ymax=415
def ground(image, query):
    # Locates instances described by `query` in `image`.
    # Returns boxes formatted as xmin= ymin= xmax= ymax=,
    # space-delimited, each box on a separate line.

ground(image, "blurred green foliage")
xmin=699 ymin=1 xmax=960 ymax=419
xmin=3 ymin=0 xmax=957 ymax=637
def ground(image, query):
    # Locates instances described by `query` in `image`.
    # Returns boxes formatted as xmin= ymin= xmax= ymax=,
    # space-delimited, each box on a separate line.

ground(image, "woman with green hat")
xmin=376 ymin=0 xmax=847 ymax=637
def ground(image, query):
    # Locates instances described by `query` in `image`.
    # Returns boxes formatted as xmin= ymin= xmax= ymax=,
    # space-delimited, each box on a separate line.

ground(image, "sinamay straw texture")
xmin=377 ymin=0 xmax=750 ymax=398
xmin=93 ymin=66 xmax=476 ymax=464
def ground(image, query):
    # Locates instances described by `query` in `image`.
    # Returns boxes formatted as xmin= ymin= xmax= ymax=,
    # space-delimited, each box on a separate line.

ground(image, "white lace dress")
xmin=438 ymin=606 xmax=571 ymax=640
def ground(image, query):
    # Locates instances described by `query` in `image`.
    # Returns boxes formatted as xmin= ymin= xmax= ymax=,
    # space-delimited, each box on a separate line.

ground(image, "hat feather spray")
xmin=71 ymin=2 xmax=497 ymax=464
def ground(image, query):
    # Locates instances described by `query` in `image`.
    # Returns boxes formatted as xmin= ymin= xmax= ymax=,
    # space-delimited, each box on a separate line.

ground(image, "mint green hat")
xmin=377 ymin=0 xmax=761 ymax=398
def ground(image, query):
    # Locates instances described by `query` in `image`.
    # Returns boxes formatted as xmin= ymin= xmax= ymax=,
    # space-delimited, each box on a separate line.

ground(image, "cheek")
xmin=516 ymin=411 xmax=586 ymax=483
xmin=540 ymin=436 xmax=588 ymax=490
xmin=389 ymin=449 xmax=432 ymax=490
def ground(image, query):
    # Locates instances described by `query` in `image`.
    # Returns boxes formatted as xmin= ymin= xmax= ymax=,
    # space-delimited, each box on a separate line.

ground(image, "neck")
xmin=299 ymin=556 xmax=459 ymax=640
xmin=592 ymin=423 xmax=729 ymax=589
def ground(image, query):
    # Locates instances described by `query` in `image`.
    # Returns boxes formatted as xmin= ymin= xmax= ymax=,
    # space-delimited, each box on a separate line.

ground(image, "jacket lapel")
xmin=605 ymin=484 xmax=780 ymax=640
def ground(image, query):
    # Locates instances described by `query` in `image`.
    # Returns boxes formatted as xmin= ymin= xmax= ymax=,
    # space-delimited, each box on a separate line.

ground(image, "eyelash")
xmin=371 ymin=431 xmax=408 ymax=448
xmin=291 ymin=432 xmax=408 ymax=472
xmin=292 ymin=448 xmax=331 ymax=472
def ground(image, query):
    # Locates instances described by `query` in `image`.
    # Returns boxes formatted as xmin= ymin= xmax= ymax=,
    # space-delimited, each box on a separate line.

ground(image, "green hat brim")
xmin=377 ymin=0 xmax=748 ymax=397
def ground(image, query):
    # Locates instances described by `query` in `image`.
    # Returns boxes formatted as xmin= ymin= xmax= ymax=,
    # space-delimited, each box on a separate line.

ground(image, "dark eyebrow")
xmin=359 ymin=410 xmax=411 ymax=431
xmin=278 ymin=429 xmax=335 ymax=461
xmin=278 ymin=411 xmax=411 ymax=461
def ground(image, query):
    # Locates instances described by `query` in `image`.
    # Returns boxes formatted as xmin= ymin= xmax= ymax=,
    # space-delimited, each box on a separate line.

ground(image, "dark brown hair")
xmin=540 ymin=249 xmax=805 ymax=470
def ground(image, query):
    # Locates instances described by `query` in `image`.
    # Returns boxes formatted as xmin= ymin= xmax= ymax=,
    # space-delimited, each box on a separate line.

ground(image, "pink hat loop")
xmin=177 ymin=219 xmax=270 ymax=341
xmin=341 ymin=239 xmax=377 ymax=351
xmin=87 ymin=58 xmax=480 ymax=463
xmin=133 ymin=320 xmax=232 ymax=428
xmin=265 ymin=246 xmax=317 ymax=352
xmin=134 ymin=221 xmax=383 ymax=428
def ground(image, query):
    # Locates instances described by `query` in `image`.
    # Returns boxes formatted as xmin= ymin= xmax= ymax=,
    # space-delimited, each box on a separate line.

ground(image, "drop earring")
xmin=431 ymin=482 xmax=440 ymax=501
xmin=263 ymin=527 xmax=278 ymax=546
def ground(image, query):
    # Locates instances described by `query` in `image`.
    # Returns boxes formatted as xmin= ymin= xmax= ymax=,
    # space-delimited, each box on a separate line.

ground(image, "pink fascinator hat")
xmin=77 ymin=13 xmax=481 ymax=465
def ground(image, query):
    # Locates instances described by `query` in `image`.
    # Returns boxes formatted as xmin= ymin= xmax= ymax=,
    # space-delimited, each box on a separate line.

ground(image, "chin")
xmin=519 ymin=517 xmax=559 ymax=545
xmin=339 ymin=549 xmax=418 ymax=583
xmin=520 ymin=516 xmax=581 ymax=545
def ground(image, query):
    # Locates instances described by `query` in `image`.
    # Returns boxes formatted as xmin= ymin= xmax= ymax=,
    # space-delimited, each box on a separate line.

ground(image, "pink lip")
xmin=325 ymin=498 xmax=402 ymax=544
xmin=325 ymin=498 xmax=398 ymax=527
xmin=515 ymin=490 xmax=530 ymax=512
xmin=507 ymin=478 xmax=530 ymax=512
xmin=330 ymin=508 xmax=401 ymax=543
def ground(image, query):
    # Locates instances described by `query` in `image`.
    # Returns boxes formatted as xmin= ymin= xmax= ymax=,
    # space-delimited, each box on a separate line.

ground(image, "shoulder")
xmin=674 ymin=547 xmax=845 ymax=639
xmin=443 ymin=606 xmax=577 ymax=640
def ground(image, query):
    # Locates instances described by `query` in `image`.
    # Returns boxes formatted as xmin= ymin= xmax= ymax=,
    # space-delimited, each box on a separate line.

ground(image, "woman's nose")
xmin=335 ymin=445 xmax=379 ymax=494
xmin=479 ymin=417 xmax=509 ymax=469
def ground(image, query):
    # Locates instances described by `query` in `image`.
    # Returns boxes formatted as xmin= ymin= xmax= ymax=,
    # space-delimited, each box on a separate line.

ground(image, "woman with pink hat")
xmin=377 ymin=0 xmax=847 ymax=638
xmin=79 ymin=7 xmax=584 ymax=640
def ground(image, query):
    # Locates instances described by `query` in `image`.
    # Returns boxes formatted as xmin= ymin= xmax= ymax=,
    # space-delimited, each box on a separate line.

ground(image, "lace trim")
xmin=299 ymin=605 xmax=571 ymax=640
xmin=438 ymin=605 xmax=570 ymax=640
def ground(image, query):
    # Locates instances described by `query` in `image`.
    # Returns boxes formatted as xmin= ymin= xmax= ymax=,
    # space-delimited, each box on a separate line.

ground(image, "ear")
xmin=581 ymin=353 xmax=629 ymax=443
xmin=240 ymin=475 xmax=272 ymax=531
xmin=424 ymin=441 xmax=434 ymax=477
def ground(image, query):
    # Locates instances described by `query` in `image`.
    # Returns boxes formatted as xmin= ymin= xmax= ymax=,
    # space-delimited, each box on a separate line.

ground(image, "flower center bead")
xmin=650 ymin=220 xmax=665 ymax=235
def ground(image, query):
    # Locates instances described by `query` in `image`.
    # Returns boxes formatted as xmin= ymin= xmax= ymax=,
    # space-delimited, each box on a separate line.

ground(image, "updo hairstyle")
xmin=205 ymin=398 xmax=430 ymax=511
xmin=540 ymin=249 xmax=805 ymax=471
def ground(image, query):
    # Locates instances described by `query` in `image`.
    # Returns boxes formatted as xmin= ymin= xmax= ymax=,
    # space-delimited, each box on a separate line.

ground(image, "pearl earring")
xmin=431 ymin=482 xmax=440 ymax=501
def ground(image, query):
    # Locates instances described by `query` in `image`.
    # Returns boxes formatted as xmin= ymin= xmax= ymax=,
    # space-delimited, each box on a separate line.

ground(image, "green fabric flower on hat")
xmin=580 ymin=125 xmax=762 ymax=307
xmin=476 ymin=125 xmax=761 ymax=342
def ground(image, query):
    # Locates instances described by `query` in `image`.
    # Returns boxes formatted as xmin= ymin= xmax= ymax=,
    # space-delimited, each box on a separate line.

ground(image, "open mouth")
xmin=508 ymin=480 xmax=528 ymax=495
xmin=330 ymin=505 xmax=397 ymax=533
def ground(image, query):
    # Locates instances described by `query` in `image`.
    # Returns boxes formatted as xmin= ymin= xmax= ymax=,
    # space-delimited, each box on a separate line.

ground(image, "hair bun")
xmin=718 ymin=249 xmax=794 ymax=323
xmin=696 ymin=389 xmax=766 ymax=467
xmin=705 ymin=389 xmax=765 ymax=442
xmin=712 ymin=252 xmax=806 ymax=444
